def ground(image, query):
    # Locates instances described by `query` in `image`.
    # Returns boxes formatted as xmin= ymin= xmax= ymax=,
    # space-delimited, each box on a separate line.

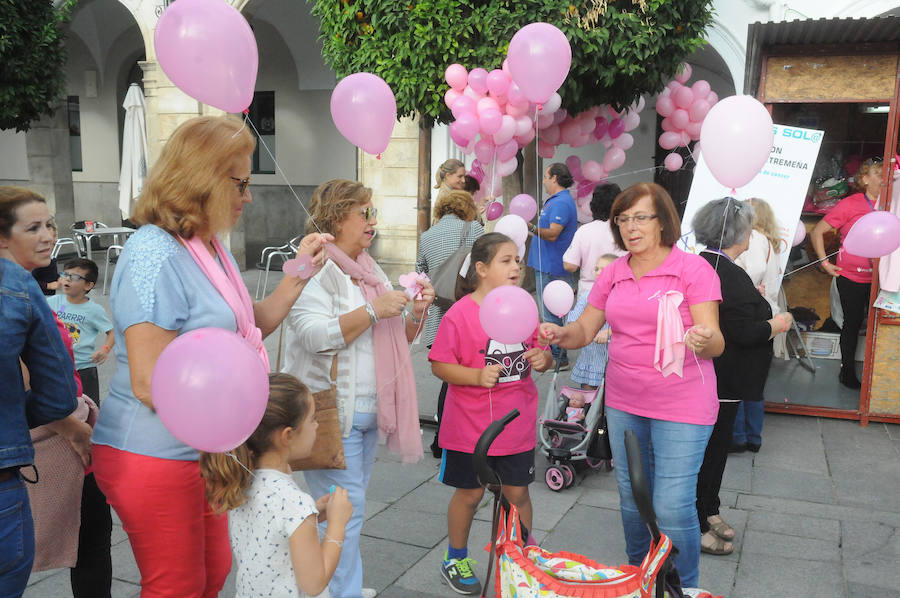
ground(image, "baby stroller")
xmin=538 ymin=364 xmax=612 ymax=491
xmin=474 ymin=409 xmax=720 ymax=598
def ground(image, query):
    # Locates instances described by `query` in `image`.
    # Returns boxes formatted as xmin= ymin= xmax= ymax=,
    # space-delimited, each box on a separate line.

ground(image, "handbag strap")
xmin=459 ymin=220 xmax=471 ymax=249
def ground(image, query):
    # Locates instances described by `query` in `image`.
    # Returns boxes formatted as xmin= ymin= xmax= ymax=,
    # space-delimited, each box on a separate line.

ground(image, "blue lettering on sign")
xmin=780 ymin=127 xmax=822 ymax=143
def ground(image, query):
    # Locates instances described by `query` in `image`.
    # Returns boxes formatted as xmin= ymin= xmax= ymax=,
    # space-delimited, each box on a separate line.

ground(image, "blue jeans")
xmin=534 ymin=270 xmax=572 ymax=363
xmin=732 ymin=401 xmax=764 ymax=445
xmin=304 ymin=411 xmax=379 ymax=598
xmin=606 ymin=407 xmax=712 ymax=588
xmin=0 ymin=472 xmax=34 ymax=598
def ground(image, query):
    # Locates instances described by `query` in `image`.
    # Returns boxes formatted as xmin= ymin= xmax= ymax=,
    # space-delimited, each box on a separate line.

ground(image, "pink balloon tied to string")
xmin=700 ymin=95 xmax=774 ymax=190
xmin=330 ymin=72 xmax=397 ymax=158
xmin=843 ymin=211 xmax=900 ymax=258
xmin=506 ymin=22 xmax=572 ymax=109
xmin=480 ymin=285 xmax=539 ymax=345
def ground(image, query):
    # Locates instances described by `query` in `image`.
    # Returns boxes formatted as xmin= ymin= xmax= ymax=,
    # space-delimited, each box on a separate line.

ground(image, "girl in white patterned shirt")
xmin=201 ymin=373 xmax=352 ymax=597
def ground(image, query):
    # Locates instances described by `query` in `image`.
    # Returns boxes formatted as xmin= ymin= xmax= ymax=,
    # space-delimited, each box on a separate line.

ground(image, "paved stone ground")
xmin=24 ymin=269 xmax=900 ymax=598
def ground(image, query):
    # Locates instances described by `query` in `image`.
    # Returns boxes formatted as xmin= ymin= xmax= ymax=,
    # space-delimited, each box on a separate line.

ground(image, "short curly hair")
xmin=852 ymin=158 xmax=884 ymax=193
xmin=434 ymin=190 xmax=477 ymax=222
xmin=305 ymin=179 xmax=373 ymax=236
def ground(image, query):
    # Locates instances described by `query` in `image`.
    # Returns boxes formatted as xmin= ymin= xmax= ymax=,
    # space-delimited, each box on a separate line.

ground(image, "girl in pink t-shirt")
xmin=429 ymin=233 xmax=552 ymax=595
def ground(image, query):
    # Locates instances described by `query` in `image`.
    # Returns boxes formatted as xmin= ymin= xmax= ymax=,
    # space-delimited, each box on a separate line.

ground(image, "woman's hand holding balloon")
xmin=372 ymin=290 xmax=409 ymax=320
xmin=412 ymin=279 xmax=435 ymax=320
xmin=523 ymin=346 xmax=553 ymax=372
xmin=298 ymin=233 xmax=334 ymax=268
xmin=539 ymin=323 xmax=564 ymax=346
xmin=685 ymin=325 xmax=713 ymax=354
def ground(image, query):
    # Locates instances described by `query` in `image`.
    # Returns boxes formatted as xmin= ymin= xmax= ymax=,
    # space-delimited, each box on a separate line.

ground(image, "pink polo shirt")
xmin=429 ymin=295 xmax=540 ymax=455
xmin=824 ymin=192 xmax=875 ymax=284
xmin=588 ymin=247 xmax=721 ymax=425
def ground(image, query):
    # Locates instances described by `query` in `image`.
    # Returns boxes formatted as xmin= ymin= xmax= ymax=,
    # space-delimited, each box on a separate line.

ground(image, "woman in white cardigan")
xmin=283 ymin=179 xmax=433 ymax=598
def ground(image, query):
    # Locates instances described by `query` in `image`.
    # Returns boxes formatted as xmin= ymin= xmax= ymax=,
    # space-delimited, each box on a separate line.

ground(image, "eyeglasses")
xmin=230 ymin=176 xmax=251 ymax=196
xmin=58 ymin=272 xmax=88 ymax=282
xmin=360 ymin=206 xmax=378 ymax=221
xmin=614 ymin=213 xmax=658 ymax=227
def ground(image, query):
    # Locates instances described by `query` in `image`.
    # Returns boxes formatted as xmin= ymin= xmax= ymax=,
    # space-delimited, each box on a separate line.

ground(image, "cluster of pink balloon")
xmin=155 ymin=0 xmax=258 ymax=113
xmin=563 ymin=155 xmax=613 ymax=222
xmin=151 ymin=328 xmax=270 ymax=452
xmin=484 ymin=192 xmax=538 ymax=226
xmin=330 ymin=73 xmax=397 ymax=156
xmin=700 ymin=95 xmax=775 ymax=190
xmin=655 ymin=63 xmax=719 ymax=172
xmin=445 ymin=22 xmax=572 ymax=196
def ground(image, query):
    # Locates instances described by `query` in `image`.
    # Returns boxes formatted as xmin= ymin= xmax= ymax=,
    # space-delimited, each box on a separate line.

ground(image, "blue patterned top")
xmin=92 ymin=224 xmax=240 ymax=460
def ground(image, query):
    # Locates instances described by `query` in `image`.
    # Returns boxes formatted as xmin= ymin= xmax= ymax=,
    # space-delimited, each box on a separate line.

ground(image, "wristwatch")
xmin=529 ymin=223 xmax=537 ymax=234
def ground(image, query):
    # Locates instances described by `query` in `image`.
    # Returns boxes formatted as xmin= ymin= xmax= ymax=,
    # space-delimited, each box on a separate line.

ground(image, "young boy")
xmin=48 ymin=258 xmax=114 ymax=402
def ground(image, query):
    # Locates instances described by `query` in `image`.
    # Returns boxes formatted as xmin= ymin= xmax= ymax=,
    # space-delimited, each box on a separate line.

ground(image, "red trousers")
xmin=92 ymin=445 xmax=231 ymax=598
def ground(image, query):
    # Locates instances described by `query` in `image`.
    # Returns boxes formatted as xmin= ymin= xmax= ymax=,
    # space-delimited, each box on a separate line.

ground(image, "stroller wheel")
xmin=545 ymin=466 xmax=566 ymax=491
xmin=560 ymin=463 xmax=575 ymax=488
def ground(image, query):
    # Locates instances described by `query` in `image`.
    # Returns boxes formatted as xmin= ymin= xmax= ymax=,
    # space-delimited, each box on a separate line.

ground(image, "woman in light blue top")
xmin=91 ymin=115 xmax=329 ymax=598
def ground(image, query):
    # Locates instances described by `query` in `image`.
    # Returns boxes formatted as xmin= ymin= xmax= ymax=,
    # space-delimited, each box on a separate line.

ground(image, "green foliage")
xmin=310 ymin=0 xmax=714 ymax=127
xmin=0 ymin=0 xmax=78 ymax=132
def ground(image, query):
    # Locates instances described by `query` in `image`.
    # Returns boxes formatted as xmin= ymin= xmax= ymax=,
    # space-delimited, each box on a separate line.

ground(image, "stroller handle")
xmin=473 ymin=409 xmax=520 ymax=486
xmin=624 ymin=429 xmax=662 ymax=543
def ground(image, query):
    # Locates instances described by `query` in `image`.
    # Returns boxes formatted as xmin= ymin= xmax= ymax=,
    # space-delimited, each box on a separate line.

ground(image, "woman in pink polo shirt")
xmin=540 ymin=182 xmax=724 ymax=588
xmin=810 ymin=157 xmax=884 ymax=389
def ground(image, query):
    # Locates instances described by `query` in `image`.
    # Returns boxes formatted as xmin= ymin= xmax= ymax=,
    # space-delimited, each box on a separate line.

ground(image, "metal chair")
xmin=103 ymin=244 xmax=123 ymax=295
xmin=255 ymin=235 xmax=303 ymax=299
xmin=52 ymin=237 xmax=81 ymax=259
xmin=71 ymin=221 xmax=109 ymax=255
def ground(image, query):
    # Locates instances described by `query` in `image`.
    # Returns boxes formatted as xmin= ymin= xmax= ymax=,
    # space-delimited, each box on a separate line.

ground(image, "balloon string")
xmin=783 ymin=250 xmax=839 ymax=276
xmin=227 ymin=451 xmax=257 ymax=478
xmin=244 ymin=115 xmax=325 ymax=236
xmin=532 ymin=104 xmax=547 ymax=324
xmin=232 ymin=113 xmax=249 ymax=139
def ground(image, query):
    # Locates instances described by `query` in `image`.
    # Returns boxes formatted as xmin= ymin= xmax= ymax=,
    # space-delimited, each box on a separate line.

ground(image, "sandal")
xmin=707 ymin=514 xmax=735 ymax=541
xmin=700 ymin=530 xmax=733 ymax=555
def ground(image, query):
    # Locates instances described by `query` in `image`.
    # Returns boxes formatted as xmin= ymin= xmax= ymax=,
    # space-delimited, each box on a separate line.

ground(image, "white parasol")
xmin=118 ymin=83 xmax=149 ymax=220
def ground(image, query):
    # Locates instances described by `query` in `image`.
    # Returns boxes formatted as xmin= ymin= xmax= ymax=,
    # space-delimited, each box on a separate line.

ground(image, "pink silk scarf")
xmin=652 ymin=290 xmax=685 ymax=378
xmin=180 ymin=235 xmax=270 ymax=371
xmin=326 ymin=243 xmax=423 ymax=463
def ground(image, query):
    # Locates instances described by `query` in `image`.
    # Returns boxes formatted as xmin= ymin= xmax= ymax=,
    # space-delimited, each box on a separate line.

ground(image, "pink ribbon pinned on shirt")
xmin=652 ymin=290 xmax=685 ymax=378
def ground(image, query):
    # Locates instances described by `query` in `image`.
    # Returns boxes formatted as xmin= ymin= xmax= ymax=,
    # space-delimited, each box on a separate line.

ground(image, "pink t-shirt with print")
xmin=587 ymin=247 xmax=721 ymax=426
xmin=824 ymin=192 xmax=876 ymax=284
xmin=428 ymin=294 xmax=540 ymax=455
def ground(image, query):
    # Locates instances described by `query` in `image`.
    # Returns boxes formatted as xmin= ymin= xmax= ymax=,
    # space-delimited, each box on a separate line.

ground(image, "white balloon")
xmin=538 ymin=92 xmax=562 ymax=114
xmin=494 ymin=214 xmax=528 ymax=246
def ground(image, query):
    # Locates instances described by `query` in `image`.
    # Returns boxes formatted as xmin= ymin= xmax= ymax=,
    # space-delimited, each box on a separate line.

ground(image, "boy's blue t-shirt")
xmin=527 ymin=189 xmax=577 ymax=276
xmin=47 ymin=295 xmax=113 ymax=370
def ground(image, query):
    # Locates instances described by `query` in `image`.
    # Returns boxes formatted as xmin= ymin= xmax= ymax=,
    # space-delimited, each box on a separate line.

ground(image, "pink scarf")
xmin=180 ymin=235 xmax=270 ymax=371
xmin=652 ymin=290 xmax=685 ymax=378
xmin=326 ymin=244 xmax=423 ymax=463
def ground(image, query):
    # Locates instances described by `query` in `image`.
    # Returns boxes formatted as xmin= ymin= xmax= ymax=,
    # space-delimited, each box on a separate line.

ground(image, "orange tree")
xmin=311 ymin=0 xmax=714 ymax=127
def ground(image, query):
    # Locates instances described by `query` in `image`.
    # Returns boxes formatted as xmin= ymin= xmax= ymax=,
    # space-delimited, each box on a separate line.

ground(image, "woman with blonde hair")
xmin=284 ymin=179 xmax=433 ymax=598
xmin=90 ymin=115 xmax=329 ymax=597
xmin=434 ymin=159 xmax=467 ymax=200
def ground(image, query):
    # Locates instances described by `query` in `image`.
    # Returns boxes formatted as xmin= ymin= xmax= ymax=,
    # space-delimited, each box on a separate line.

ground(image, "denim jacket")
xmin=0 ymin=258 xmax=77 ymax=469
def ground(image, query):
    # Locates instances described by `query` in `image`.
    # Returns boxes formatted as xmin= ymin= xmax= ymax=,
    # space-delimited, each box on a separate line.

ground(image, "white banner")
xmin=679 ymin=124 xmax=824 ymax=290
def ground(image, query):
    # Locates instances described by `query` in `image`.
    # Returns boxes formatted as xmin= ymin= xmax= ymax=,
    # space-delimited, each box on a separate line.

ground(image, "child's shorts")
xmin=439 ymin=449 xmax=535 ymax=489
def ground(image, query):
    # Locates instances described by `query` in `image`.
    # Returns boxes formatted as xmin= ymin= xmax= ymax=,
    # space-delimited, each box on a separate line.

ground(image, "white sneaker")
xmin=361 ymin=589 xmax=377 ymax=598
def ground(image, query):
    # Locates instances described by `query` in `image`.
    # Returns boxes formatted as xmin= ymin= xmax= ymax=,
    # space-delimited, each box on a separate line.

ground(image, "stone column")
xmin=360 ymin=116 xmax=420 ymax=282
xmin=25 ymin=101 xmax=75 ymax=229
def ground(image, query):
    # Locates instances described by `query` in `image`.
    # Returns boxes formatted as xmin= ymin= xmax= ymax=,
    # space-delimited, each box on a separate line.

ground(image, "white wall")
xmin=0 ymin=130 xmax=29 ymax=181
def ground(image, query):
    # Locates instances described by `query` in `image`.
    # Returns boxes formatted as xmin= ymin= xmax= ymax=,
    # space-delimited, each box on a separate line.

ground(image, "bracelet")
xmin=773 ymin=313 xmax=788 ymax=334
xmin=411 ymin=308 xmax=426 ymax=324
xmin=102 ymin=345 xmax=111 ymax=352
xmin=324 ymin=534 xmax=344 ymax=547
xmin=364 ymin=303 xmax=378 ymax=326
xmin=530 ymin=223 xmax=537 ymax=234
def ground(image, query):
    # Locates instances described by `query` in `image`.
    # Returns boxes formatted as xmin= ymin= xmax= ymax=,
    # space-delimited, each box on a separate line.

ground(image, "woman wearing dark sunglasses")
xmin=89 ymin=115 xmax=331 ymax=597
xmin=810 ymin=157 xmax=885 ymax=389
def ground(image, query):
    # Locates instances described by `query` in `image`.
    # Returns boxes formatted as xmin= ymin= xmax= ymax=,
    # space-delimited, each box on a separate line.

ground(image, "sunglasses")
xmin=58 ymin=272 xmax=88 ymax=282
xmin=230 ymin=176 xmax=251 ymax=196
xmin=360 ymin=206 xmax=378 ymax=221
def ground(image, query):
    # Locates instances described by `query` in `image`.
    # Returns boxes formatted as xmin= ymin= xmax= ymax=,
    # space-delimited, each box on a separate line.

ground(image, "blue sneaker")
xmin=440 ymin=553 xmax=481 ymax=595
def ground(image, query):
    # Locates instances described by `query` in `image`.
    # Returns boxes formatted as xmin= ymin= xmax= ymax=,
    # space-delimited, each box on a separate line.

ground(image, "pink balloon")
xmin=656 ymin=96 xmax=675 ymax=118
xmin=464 ymin=85 xmax=483 ymax=101
xmin=496 ymin=138 xmax=519 ymax=162
xmin=671 ymin=109 xmax=690 ymax=130
xmin=479 ymin=109 xmax=503 ymax=135
xmin=792 ymin=222 xmax=807 ymax=247
xmin=151 ymin=328 xmax=269 ymax=452
xmin=708 ymin=91 xmax=719 ymax=104
xmin=577 ymin=179 xmax=597 ymax=199
xmin=480 ymin=285 xmax=539 ymax=345
xmin=445 ymin=64 xmax=468 ymax=91
xmin=486 ymin=69 xmax=510 ymax=97
xmin=445 ymin=88 xmax=462 ymax=110
xmin=449 ymin=121 xmax=471 ymax=148
xmin=542 ymin=280 xmax=575 ymax=318
xmin=700 ymin=95 xmax=774 ymax=189
xmin=661 ymin=116 xmax=676 ymax=132
xmin=675 ymin=62 xmax=693 ymax=84
xmin=691 ymin=79 xmax=711 ymax=98
xmin=155 ymin=0 xmax=258 ymax=112
xmin=537 ymin=113 xmax=555 ymax=129
xmin=494 ymin=214 xmax=529 ymax=246
xmin=493 ymin=115 xmax=517 ymax=145
xmin=507 ymin=83 xmax=527 ymax=106
xmin=477 ymin=97 xmax=500 ymax=115
xmin=593 ymin=116 xmax=609 ymax=139
xmin=686 ymin=121 xmax=703 ymax=140
xmin=515 ymin=116 xmax=533 ymax=137
xmin=673 ymin=86 xmax=694 ymax=109
xmin=659 ymin=131 xmax=681 ymax=150
xmin=604 ymin=147 xmax=626 ymax=171
xmin=577 ymin=115 xmax=595 ymax=135
xmin=613 ymin=132 xmax=634 ymax=150
xmin=565 ymin=155 xmax=582 ymax=180
xmin=506 ymin=102 xmax=529 ymax=118
xmin=689 ymin=99 xmax=711 ymax=122
xmin=541 ymin=124 xmax=560 ymax=145
xmin=455 ymin=113 xmax=479 ymax=140
xmin=664 ymin=152 xmax=683 ymax=172
xmin=468 ymin=68 xmax=489 ymax=95
xmin=506 ymin=22 xmax=572 ymax=105
xmin=552 ymin=109 xmax=568 ymax=126
xmin=582 ymin=160 xmax=604 ymax=182
xmin=502 ymin=59 xmax=511 ymax=74
xmin=451 ymin=95 xmax=476 ymax=119
xmin=486 ymin=201 xmax=504 ymax=221
xmin=510 ymin=194 xmax=537 ymax=220
xmin=497 ymin=156 xmax=518 ymax=177
xmin=560 ymin=119 xmax=581 ymax=145
xmin=474 ymin=138 xmax=496 ymax=163
xmin=608 ymin=118 xmax=625 ymax=139
xmin=539 ymin=92 xmax=562 ymax=115
xmin=515 ymin=127 xmax=536 ymax=146
xmin=843 ymin=211 xmax=900 ymax=258
xmin=623 ymin=111 xmax=641 ymax=131
xmin=537 ymin=139 xmax=555 ymax=159
xmin=330 ymin=73 xmax=397 ymax=155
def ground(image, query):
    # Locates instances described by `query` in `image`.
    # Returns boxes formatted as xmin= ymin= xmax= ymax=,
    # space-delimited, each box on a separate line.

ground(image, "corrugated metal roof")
xmin=744 ymin=16 xmax=900 ymax=95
